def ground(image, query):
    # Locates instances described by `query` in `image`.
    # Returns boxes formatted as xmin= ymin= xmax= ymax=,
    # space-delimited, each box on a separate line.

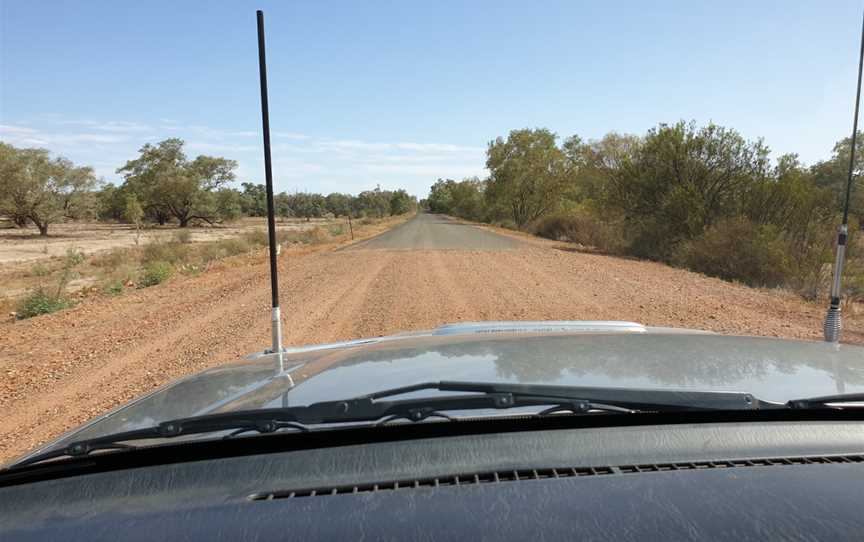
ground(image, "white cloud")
xmin=2 ymin=117 xmax=486 ymax=196
xmin=185 ymin=142 xmax=258 ymax=153
xmin=59 ymin=120 xmax=152 ymax=132
xmin=0 ymin=124 xmax=38 ymax=134
xmin=272 ymin=132 xmax=312 ymax=140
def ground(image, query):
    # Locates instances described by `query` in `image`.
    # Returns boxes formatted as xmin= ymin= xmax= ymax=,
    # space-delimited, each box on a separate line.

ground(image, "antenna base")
xmin=824 ymin=305 xmax=842 ymax=343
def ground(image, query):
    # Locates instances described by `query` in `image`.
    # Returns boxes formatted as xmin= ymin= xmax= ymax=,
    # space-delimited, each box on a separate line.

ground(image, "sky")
xmin=1 ymin=0 xmax=863 ymax=197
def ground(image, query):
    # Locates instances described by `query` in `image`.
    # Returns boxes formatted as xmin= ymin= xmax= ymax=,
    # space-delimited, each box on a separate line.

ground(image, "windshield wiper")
xmin=787 ymin=392 xmax=864 ymax=409
xmin=11 ymin=381 xmax=767 ymax=468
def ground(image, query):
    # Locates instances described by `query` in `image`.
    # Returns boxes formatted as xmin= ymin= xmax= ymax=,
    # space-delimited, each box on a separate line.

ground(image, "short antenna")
xmin=825 ymin=8 xmax=864 ymax=342
xmin=256 ymin=10 xmax=284 ymax=365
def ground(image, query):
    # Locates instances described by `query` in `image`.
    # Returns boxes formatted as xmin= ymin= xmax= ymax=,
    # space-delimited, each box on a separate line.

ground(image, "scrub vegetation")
xmin=0 ymin=137 xmax=417 ymax=318
xmin=425 ymin=121 xmax=864 ymax=302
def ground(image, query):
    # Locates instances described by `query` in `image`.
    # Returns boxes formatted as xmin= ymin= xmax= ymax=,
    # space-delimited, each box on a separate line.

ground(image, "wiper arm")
xmin=787 ymin=392 xmax=864 ymax=409
xmin=12 ymin=381 xmax=766 ymax=468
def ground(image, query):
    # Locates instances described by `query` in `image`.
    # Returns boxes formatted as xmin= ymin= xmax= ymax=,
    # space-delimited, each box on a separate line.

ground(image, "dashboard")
xmin=2 ymin=419 xmax=864 ymax=540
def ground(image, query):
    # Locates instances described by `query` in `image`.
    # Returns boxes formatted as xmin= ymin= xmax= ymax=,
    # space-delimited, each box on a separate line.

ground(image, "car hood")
xmin=18 ymin=321 xmax=864 ymax=463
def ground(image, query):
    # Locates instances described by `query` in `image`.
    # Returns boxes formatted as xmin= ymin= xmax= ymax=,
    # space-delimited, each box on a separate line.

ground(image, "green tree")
xmin=485 ymin=128 xmax=569 ymax=227
xmin=427 ymin=178 xmax=455 ymax=213
xmin=287 ymin=192 xmax=326 ymax=220
xmin=325 ymin=192 xmax=353 ymax=217
xmin=239 ymin=182 xmax=267 ymax=216
xmin=811 ymin=133 xmax=864 ymax=222
xmin=357 ymin=186 xmax=391 ymax=217
xmin=0 ymin=143 xmax=99 ymax=235
xmin=602 ymin=121 xmax=770 ymax=260
xmin=389 ymin=189 xmax=414 ymax=215
xmin=123 ymin=194 xmax=145 ymax=245
xmin=214 ymin=188 xmax=244 ymax=222
xmin=117 ymin=139 xmax=237 ymax=227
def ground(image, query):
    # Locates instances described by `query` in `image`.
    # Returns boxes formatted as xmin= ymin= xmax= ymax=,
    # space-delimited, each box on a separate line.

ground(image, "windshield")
xmin=2 ymin=2 xmax=864 ymax=467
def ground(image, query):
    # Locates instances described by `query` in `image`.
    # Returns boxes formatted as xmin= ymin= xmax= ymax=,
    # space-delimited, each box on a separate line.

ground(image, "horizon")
xmin=2 ymin=0 xmax=863 ymax=197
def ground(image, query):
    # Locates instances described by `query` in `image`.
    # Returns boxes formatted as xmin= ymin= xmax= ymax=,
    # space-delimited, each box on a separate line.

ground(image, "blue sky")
xmin=1 ymin=1 xmax=862 ymax=197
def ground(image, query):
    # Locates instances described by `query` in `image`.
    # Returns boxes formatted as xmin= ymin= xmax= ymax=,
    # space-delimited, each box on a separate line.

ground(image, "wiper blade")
xmin=787 ymin=392 xmax=864 ymax=409
xmin=12 ymin=381 xmax=765 ymax=468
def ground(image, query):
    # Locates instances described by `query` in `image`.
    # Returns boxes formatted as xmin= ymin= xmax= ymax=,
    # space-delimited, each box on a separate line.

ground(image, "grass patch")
xmin=102 ymin=279 xmax=125 ymax=296
xmin=215 ymin=237 xmax=250 ymax=255
xmin=142 ymin=239 xmax=189 ymax=265
xmin=283 ymin=227 xmax=330 ymax=245
xmin=138 ymin=260 xmax=173 ymax=288
xmin=16 ymin=288 xmax=73 ymax=319
xmin=242 ymin=229 xmax=269 ymax=246
xmin=90 ymin=247 xmax=128 ymax=270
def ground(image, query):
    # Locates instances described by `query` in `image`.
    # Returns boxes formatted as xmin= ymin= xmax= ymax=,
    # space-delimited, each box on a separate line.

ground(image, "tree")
xmin=123 ymin=194 xmax=145 ymax=245
xmin=427 ymin=179 xmax=455 ymax=213
xmin=284 ymin=192 xmax=325 ymax=220
xmin=274 ymin=192 xmax=293 ymax=219
xmin=357 ymin=186 xmax=390 ymax=218
xmin=214 ymin=188 xmax=244 ymax=222
xmin=325 ymin=192 xmax=353 ymax=217
xmin=239 ymin=182 xmax=267 ymax=216
xmin=96 ymin=184 xmax=129 ymax=221
xmin=811 ymin=133 xmax=864 ymax=222
xmin=600 ymin=121 xmax=770 ymax=260
xmin=448 ymin=178 xmax=485 ymax=220
xmin=389 ymin=189 xmax=414 ymax=215
xmin=116 ymin=139 xmax=237 ymax=227
xmin=485 ymin=128 xmax=569 ymax=227
xmin=569 ymin=132 xmax=641 ymax=206
xmin=0 ymin=143 xmax=99 ymax=235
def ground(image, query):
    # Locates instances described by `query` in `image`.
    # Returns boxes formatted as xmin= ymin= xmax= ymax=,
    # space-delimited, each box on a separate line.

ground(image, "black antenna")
xmin=256 ymin=10 xmax=284 ymax=365
xmin=825 ymin=8 xmax=864 ymax=342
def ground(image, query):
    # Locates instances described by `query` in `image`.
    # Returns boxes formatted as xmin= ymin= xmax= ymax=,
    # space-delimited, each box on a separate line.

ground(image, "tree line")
xmin=426 ymin=122 xmax=862 ymax=297
xmin=0 ymin=138 xmax=417 ymax=236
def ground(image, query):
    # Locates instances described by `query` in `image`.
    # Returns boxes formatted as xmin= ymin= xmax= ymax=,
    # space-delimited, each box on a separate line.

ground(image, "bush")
xmin=215 ymin=237 xmax=250 ymax=255
xmin=282 ymin=227 xmax=330 ymax=245
xmin=493 ymin=218 xmax=517 ymax=230
xmin=102 ymin=279 xmax=125 ymax=296
xmin=360 ymin=217 xmax=377 ymax=225
xmin=16 ymin=288 xmax=72 ymax=319
xmin=64 ymin=247 xmax=86 ymax=266
xmin=302 ymin=227 xmax=329 ymax=244
xmin=843 ymin=260 xmax=864 ymax=309
xmin=532 ymin=211 xmax=624 ymax=254
xmin=328 ymin=224 xmax=344 ymax=236
xmin=138 ymin=261 xmax=173 ymax=288
xmin=674 ymin=218 xmax=792 ymax=287
xmin=29 ymin=262 xmax=51 ymax=277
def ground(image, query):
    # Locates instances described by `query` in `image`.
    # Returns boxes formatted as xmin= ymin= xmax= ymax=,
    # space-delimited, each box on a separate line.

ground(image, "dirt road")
xmin=0 ymin=213 xmax=859 ymax=463
xmin=348 ymin=212 xmax=523 ymax=250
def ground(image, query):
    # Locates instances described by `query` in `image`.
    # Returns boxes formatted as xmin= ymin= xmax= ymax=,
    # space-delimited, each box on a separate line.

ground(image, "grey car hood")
xmin=20 ymin=321 xmax=864 ymax=463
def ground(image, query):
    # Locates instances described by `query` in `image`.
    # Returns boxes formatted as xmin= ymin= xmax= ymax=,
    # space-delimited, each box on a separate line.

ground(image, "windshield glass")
xmin=2 ymin=2 xmax=864 ymax=466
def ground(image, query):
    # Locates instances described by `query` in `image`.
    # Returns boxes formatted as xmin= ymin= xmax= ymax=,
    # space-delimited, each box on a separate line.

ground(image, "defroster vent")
xmin=249 ymin=454 xmax=864 ymax=501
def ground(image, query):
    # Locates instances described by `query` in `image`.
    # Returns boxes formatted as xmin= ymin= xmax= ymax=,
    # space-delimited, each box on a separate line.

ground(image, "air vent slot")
xmin=248 ymin=454 xmax=864 ymax=501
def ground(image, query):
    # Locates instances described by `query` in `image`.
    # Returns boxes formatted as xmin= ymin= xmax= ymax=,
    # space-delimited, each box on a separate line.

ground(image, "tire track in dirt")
xmin=0 ymin=251 xmax=397 ymax=459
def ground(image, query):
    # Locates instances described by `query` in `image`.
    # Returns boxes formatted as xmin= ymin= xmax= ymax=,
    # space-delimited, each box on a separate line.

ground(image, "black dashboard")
xmin=3 ymin=418 xmax=864 ymax=540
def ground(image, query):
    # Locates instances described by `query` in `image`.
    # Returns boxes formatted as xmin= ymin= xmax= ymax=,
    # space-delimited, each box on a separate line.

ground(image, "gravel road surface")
xmin=0 ymin=213 xmax=859 ymax=463
xmin=347 ymin=213 xmax=523 ymax=250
